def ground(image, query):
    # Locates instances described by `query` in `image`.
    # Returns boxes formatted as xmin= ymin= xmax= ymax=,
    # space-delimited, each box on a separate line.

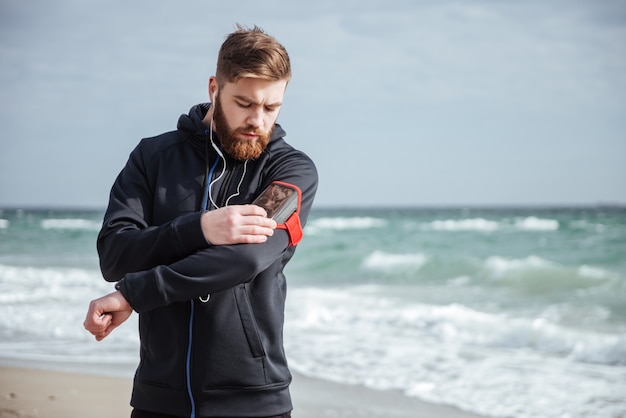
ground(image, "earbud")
xmin=212 ymin=89 xmax=218 ymax=103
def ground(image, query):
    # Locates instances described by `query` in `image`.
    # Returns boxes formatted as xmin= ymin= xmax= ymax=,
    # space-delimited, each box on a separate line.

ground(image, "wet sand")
xmin=0 ymin=366 xmax=484 ymax=418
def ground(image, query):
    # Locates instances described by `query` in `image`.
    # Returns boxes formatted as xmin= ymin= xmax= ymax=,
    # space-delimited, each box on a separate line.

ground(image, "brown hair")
xmin=215 ymin=24 xmax=291 ymax=86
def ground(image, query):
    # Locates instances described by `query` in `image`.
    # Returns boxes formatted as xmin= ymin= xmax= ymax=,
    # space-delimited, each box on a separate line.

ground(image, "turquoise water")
xmin=293 ymin=207 xmax=626 ymax=331
xmin=1 ymin=206 xmax=625 ymax=417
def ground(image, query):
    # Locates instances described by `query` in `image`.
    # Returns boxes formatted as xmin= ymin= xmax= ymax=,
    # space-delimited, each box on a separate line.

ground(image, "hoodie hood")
xmin=176 ymin=103 xmax=287 ymax=156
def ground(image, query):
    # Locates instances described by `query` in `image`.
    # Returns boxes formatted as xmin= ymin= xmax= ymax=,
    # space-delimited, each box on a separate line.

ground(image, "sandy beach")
xmin=0 ymin=366 xmax=484 ymax=418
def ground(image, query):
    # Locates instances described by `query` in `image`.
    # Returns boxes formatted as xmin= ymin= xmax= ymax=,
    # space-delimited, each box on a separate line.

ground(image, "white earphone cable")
xmin=208 ymin=118 xmax=226 ymax=210
xmin=225 ymin=160 xmax=248 ymax=206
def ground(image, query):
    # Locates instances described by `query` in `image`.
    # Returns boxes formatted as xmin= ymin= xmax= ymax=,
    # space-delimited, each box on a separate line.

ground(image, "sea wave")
xmin=40 ymin=218 xmax=101 ymax=231
xmin=428 ymin=218 xmax=499 ymax=231
xmin=362 ymin=250 xmax=429 ymax=271
xmin=482 ymin=255 xmax=621 ymax=284
xmin=577 ymin=265 xmax=617 ymax=280
xmin=513 ymin=216 xmax=559 ymax=231
xmin=0 ymin=263 xmax=128 ymax=343
xmin=484 ymin=255 xmax=554 ymax=276
xmin=305 ymin=216 xmax=387 ymax=233
xmin=0 ymin=264 xmax=108 ymax=305
xmin=1 ymin=253 xmax=623 ymax=418
xmin=285 ymin=286 xmax=626 ymax=418
xmin=286 ymin=286 xmax=625 ymax=366
xmin=424 ymin=216 xmax=559 ymax=232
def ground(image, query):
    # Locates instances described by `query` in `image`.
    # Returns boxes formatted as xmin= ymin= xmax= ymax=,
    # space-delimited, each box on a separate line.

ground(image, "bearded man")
xmin=84 ymin=25 xmax=318 ymax=418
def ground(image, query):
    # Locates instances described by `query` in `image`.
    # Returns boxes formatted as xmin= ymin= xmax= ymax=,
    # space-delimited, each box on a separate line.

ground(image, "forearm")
xmin=98 ymin=210 xmax=209 ymax=281
xmin=117 ymin=230 xmax=291 ymax=313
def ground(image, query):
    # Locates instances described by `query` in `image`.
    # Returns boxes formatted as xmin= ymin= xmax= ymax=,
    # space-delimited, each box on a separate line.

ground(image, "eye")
xmin=236 ymin=100 xmax=251 ymax=108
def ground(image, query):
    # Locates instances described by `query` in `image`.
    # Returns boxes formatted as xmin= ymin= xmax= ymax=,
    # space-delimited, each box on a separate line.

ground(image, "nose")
xmin=246 ymin=107 xmax=264 ymax=129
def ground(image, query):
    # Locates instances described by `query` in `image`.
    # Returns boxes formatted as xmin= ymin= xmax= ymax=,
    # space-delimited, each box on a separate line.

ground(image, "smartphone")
xmin=252 ymin=182 xmax=298 ymax=224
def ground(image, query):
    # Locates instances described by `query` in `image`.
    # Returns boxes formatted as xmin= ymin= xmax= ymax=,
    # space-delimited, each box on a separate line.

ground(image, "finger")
xmin=90 ymin=313 xmax=111 ymax=332
xmin=244 ymin=204 xmax=269 ymax=217
xmin=259 ymin=217 xmax=277 ymax=229
xmin=240 ymin=225 xmax=275 ymax=237
xmin=95 ymin=318 xmax=116 ymax=341
xmin=83 ymin=312 xmax=101 ymax=333
xmin=241 ymin=214 xmax=277 ymax=229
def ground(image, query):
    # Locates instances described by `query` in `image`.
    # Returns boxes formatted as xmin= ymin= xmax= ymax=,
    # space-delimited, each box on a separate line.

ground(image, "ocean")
xmin=0 ymin=206 xmax=625 ymax=418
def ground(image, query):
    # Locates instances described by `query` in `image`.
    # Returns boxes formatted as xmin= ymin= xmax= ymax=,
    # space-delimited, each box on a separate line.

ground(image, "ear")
xmin=208 ymin=76 xmax=219 ymax=103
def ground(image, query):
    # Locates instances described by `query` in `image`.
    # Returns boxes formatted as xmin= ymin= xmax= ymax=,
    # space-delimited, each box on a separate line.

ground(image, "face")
xmin=209 ymin=77 xmax=287 ymax=161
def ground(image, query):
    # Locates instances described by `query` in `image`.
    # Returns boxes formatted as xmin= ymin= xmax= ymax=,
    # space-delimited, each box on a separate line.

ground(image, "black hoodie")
xmin=97 ymin=103 xmax=318 ymax=417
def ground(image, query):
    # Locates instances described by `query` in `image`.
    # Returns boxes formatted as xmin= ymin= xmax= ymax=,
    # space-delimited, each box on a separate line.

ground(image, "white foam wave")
xmin=0 ymin=263 xmax=135 ymax=346
xmin=285 ymin=286 xmax=626 ymax=418
xmin=425 ymin=217 xmax=560 ymax=232
xmin=306 ymin=216 xmax=386 ymax=234
xmin=0 ymin=264 xmax=109 ymax=306
xmin=429 ymin=218 xmax=499 ymax=232
xmin=362 ymin=250 xmax=429 ymax=271
xmin=482 ymin=256 xmax=621 ymax=288
xmin=40 ymin=218 xmax=101 ymax=231
xmin=0 ymin=219 xmax=8 ymax=229
xmin=287 ymin=287 xmax=625 ymax=366
xmin=484 ymin=255 xmax=553 ymax=276
xmin=514 ymin=216 xmax=559 ymax=231
xmin=577 ymin=265 xmax=615 ymax=280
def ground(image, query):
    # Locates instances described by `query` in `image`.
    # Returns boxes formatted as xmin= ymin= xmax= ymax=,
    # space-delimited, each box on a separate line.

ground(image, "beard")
xmin=212 ymin=97 xmax=273 ymax=161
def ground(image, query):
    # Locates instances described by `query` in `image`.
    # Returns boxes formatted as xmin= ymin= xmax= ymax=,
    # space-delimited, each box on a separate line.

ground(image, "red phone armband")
xmin=282 ymin=210 xmax=303 ymax=246
xmin=253 ymin=181 xmax=304 ymax=246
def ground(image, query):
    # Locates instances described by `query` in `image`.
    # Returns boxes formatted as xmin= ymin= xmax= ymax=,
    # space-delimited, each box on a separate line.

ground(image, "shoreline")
xmin=0 ymin=365 xmax=485 ymax=418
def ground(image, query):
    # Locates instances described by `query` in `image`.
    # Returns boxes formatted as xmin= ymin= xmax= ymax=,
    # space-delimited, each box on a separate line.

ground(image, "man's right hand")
xmin=201 ymin=205 xmax=277 ymax=245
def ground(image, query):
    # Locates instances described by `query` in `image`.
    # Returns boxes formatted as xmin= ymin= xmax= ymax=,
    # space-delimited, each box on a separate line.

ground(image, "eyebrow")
xmin=234 ymin=95 xmax=282 ymax=108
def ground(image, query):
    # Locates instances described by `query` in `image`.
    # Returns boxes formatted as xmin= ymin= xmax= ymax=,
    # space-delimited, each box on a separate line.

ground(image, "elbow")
xmin=99 ymin=254 xmax=125 ymax=282
xmin=100 ymin=263 xmax=123 ymax=282
xmin=97 ymin=235 xmax=125 ymax=282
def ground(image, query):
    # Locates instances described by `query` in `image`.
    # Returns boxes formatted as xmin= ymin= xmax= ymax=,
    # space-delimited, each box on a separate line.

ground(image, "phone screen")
xmin=252 ymin=182 xmax=298 ymax=224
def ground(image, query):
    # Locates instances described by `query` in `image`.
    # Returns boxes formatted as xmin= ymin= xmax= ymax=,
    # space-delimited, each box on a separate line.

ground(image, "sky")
xmin=1 ymin=0 xmax=625 ymax=208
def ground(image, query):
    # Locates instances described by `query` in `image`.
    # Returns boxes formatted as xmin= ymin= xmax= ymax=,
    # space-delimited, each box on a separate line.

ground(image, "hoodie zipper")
xmin=185 ymin=145 xmax=220 ymax=418
xmin=186 ymin=153 xmax=242 ymax=418
xmin=186 ymin=300 xmax=197 ymax=418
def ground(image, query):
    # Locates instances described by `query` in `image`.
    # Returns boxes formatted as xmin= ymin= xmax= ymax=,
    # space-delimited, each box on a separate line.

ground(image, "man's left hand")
xmin=83 ymin=290 xmax=133 ymax=341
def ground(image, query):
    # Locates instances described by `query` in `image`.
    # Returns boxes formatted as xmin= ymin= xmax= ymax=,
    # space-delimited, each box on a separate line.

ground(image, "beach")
xmin=0 ymin=366 xmax=483 ymax=418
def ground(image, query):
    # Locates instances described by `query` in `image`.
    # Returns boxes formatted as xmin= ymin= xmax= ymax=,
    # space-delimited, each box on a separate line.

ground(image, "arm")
xmin=117 ymin=155 xmax=318 ymax=313
xmin=117 ymin=231 xmax=286 ymax=313
xmin=84 ymin=225 xmax=286 ymax=341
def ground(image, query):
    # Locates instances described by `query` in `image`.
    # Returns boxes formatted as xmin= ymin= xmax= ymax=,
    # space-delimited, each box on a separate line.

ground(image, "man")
xmin=83 ymin=25 xmax=318 ymax=418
